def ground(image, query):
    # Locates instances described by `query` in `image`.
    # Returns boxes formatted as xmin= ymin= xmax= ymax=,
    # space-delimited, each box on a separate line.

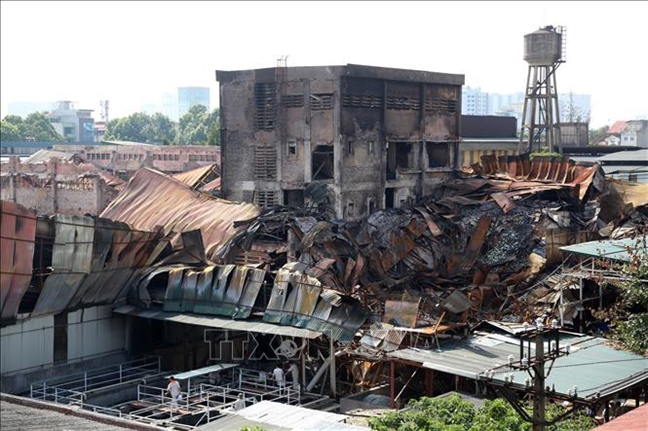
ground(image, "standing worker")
xmin=166 ymin=376 xmax=182 ymax=412
xmin=273 ymin=363 xmax=285 ymax=394
xmin=287 ymin=361 xmax=300 ymax=392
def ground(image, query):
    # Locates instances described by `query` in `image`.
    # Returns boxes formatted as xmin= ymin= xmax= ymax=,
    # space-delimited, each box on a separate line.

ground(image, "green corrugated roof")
xmin=388 ymin=332 xmax=648 ymax=401
xmin=560 ymin=235 xmax=647 ymax=263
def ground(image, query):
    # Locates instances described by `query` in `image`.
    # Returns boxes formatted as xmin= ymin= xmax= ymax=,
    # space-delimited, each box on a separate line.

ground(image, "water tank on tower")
xmin=523 ymin=26 xmax=563 ymax=66
xmin=518 ymin=25 xmax=566 ymax=154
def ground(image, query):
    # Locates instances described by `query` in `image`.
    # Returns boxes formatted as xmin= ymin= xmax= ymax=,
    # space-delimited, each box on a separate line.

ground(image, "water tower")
xmin=518 ymin=25 xmax=566 ymax=154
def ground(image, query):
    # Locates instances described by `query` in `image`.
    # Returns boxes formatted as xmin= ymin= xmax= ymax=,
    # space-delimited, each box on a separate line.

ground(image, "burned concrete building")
xmin=216 ymin=64 xmax=464 ymax=218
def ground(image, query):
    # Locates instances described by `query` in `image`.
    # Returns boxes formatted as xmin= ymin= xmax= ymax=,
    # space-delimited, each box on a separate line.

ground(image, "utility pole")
xmin=532 ymin=324 xmax=546 ymax=431
xmin=482 ymin=317 xmax=573 ymax=430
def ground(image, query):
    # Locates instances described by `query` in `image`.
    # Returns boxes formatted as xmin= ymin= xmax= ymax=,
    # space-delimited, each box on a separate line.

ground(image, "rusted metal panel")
xmin=180 ymin=270 xmax=199 ymax=312
xmin=383 ymin=300 xmax=420 ymax=327
xmin=172 ymin=163 xmax=220 ymax=189
xmin=236 ymin=268 xmax=265 ymax=319
xmin=100 ymin=168 xmax=259 ymax=261
xmin=31 ymin=215 xmax=95 ymax=316
xmin=441 ymin=290 xmax=472 ymax=314
xmin=414 ymin=207 xmax=442 ymax=236
xmin=163 ymin=268 xmax=185 ymax=312
xmin=193 ymin=266 xmax=216 ymax=314
xmin=0 ymin=201 xmax=37 ymax=323
xmin=491 ymin=192 xmax=515 ymax=213
xmin=360 ymin=322 xmax=406 ymax=352
xmin=263 ymin=263 xmax=367 ymax=341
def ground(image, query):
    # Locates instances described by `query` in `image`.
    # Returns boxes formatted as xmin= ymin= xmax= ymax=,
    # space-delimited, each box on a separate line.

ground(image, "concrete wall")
xmin=0 ymin=174 xmax=115 ymax=216
xmin=1 ymin=306 xmax=128 ymax=393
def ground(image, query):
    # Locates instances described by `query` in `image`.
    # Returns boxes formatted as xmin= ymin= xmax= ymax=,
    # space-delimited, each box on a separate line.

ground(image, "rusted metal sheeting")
xmin=383 ymin=299 xmax=420 ymax=327
xmin=0 ymin=201 xmax=37 ymax=323
xmin=263 ymin=263 xmax=367 ymax=341
xmin=31 ymin=215 xmax=95 ymax=316
xmin=100 ymin=168 xmax=259 ymax=261
xmin=359 ymin=322 xmax=406 ymax=352
xmin=159 ymin=264 xmax=266 ymax=318
xmin=84 ymin=224 xmax=167 ymax=306
xmin=31 ymin=216 xmax=166 ymax=316
xmin=172 ymin=163 xmax=220 ymax=189
xmin=476 ymin=154 xmax=603 ymax=201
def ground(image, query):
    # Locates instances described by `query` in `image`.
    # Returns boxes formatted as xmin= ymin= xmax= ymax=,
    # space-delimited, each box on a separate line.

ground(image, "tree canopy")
xmin=367 ymin=394 xmax=595 ymax=431
xmin=104 ymin=106 xmax=219 ymax=145
xmin=1 ymin=112 xmax=64 ymax=141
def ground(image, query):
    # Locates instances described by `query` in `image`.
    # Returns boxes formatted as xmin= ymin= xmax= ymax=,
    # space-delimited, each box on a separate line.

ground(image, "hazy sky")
xmin=1 ymin=1 xmax=647 ymax=127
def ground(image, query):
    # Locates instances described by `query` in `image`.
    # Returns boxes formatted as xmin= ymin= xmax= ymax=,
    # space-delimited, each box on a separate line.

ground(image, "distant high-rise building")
xmin=178 ymin=87 xmax=210 ymax=118
xmin=462 ymin=87 xmax=489 ymax=115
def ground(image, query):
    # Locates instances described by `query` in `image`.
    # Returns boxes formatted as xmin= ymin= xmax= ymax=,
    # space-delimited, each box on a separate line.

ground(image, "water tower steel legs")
xmin=518 ymin=64 xmax=562 ymax=154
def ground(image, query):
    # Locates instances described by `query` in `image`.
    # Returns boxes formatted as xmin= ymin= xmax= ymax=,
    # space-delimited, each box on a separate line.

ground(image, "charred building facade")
xmin=216 ymin=64 xmax=464 ymax=218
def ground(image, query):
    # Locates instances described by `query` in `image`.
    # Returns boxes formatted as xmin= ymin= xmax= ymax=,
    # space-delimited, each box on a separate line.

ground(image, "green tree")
xmin=615 ymin=242 xmax=648 ymax=354
xmin=104 ymin=112 xmax=177 ymax=144
xmin=177 ymin=105 xmax=219 ymax=145
xmin=149 ymin=112 xmax=176 ymax=145
xmin=1 ymin=113 xmax=63 ymax=141
xmin=368 ymin=395 xmax=594 ymax=431
xmin=0 ymin=120 xmax=21 ymax=141
xmin=589 ymin=125 xmax=609 ymax=146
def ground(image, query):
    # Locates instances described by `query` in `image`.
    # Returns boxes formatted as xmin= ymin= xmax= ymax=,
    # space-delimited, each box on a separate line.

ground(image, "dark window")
xmin=255 ymin=190 xmax=277 ymax=207
xmin=255 ymin=82 xmax=277 ymax=131
xmin=426 ymin=142 xmax=450 ymax=168
xmin=287 ymin=141 xmax=297 ymax=156
xmin=282 ymin=94 xmax=304 ymax=108
xmin=347 ymin=139 xmax=354 ymax=156
xmin=342 ymin=94 xmax=382 ymax=109
xmin=312 ymin=145 xmax=334 ymax=180
xmin=425 ymin=98 xmax=458 ymax=115
xmin=254 ymin=145 xmax=277 ymax=180
xmin=311 ymin=94 xmax=333 ymax=110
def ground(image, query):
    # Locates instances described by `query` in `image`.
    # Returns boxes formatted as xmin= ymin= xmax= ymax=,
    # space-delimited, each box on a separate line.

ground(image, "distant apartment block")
xmin=178 ymin=87 xmax=210 ymax=117
xmin=461 ymin=87 xmax=489 ymax=115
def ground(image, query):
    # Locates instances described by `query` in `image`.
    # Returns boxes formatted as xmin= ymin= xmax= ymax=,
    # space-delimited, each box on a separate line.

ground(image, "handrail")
xmin=30 ymin=356 xmax=162 ymax=403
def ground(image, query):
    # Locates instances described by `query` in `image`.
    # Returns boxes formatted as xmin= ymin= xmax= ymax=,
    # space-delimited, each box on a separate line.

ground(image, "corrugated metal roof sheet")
xmin=113 ymin=304 xmax=322 ymax=339
xmin=592 ymin=403 xmax=648 ymax=431
xmin=233 ymin=400 xmax=361 ymax=430
xmin=263 ymin=264 xmax=368 ymax=342
xmin=0 ymin=201 xmax=37 ymax=322
xmin=23 ymin=149 xmax=75 ymax=164
xmin=29 ymin=215 xmax=167 ymax=317
xmin=387 ymin=332 xmax=648 ymax=401
xmin=158 ymin=265 xmax=266 ymax=319
xmin=560 ymin=235 xmax=647 ymax=263
xmin=172 ymin=163 xmax=220 ymax=189
xmin=100 ymin=168 xmax=259 ymax=261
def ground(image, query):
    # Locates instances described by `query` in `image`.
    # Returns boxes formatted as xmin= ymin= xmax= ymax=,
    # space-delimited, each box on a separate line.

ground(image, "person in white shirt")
xmin=287 ymin=362 xmax=299 ymax=391
xmin=273 ymin=364 xmax=285 ymax=392
xmin=165 ymin=376 xmax=182 ymax=411
xmin=234 ymin=393 xmax=246 ymax=411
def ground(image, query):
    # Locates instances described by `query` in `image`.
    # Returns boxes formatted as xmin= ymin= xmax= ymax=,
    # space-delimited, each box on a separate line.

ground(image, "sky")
xmin=1 ymin=1 xmax=647 ymax=128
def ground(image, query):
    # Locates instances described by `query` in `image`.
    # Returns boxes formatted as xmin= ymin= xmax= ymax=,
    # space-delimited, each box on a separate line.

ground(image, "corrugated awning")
xmin=113 ymin=305 xmax=322 ymax=339
xmin=168 ymin=363 xmax=238 ymax=381
xmin=560 ymin=235 xmax=647 ymax=263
